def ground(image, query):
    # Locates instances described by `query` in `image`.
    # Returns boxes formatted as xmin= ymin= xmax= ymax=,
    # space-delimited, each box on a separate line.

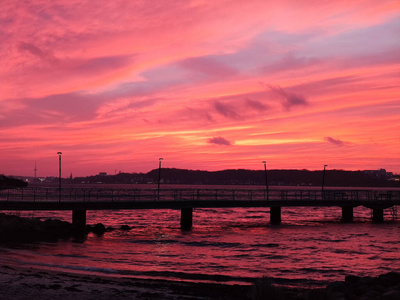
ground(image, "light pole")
xmin=321 ymin=164 xmax=328 ymax=196
xmin=57 ymin=152 xmax=62 ymax=201
xmin=262 ymin=161 xmax=269 ymax=199
xmin=158 ymin=158 xmax=163 ymax=197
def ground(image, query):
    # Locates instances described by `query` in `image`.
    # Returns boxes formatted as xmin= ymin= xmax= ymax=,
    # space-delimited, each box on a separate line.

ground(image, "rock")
xmin=354 ymin=284 xmax=370 ymax=296
xmin=378 ymin=272 xmax=400 ymax=287
xmin=345 ymin=275 xmax=361 ymax=284
xmin=320 ymin=273 xmax=400 ymax=300
xmin=251 ymin=277 xmax=285 ymax=300
xmin=91 ymin=223 xmax=106 ymax=235
xmin=120 ymin=225 xmax=131 ymax=231
xmin=358 ymin=276 xmax=374 ymax=286
xmin=328 ymin=291 xmax=346 ymax=300
xmin=359 ymin=289 xmax=382 ymax=299
xmin=382 ymin=289 xmax=400 ymax=300
xmin=326 ymin=281 xmax=346 ymax=294
xmin=42 ymin=218 xmax=74 ymax=238
xmin=0 ymin=213 xmax=75 ymax=242
xmin=371 ymin=284 xmax=386 ymax=294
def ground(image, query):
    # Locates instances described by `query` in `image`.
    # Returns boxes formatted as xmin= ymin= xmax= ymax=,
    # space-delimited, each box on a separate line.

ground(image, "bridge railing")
xmin=0 ymin=187 xmax=399 ymax=203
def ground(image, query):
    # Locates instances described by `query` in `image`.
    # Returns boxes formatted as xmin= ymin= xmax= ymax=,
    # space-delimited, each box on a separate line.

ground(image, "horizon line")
xmin=4 ymin=167 xmax=398 ymax=179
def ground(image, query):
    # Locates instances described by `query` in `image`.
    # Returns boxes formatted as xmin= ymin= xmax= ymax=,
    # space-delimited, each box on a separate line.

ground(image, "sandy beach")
xmin=2 ymin=264 xmax=400 ymax=300
xmin=0 ymin=264 xmax=252 ymax=300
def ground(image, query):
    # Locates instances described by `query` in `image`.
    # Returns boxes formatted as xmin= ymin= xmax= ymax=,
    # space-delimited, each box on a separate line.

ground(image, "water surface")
xmin=1 ymin=185 xmax=399 ymax=288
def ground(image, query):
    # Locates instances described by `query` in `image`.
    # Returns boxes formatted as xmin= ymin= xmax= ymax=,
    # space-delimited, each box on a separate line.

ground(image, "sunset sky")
xmin=1 ymin=0 xmax=399 ymax=177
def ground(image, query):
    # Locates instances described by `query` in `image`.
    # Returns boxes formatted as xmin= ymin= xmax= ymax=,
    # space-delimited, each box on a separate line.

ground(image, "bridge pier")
xmin=372 ymin=208 xmax=384 ymax=223
xmin=72 ymin=210 xmax=86 ymax=229
xmin=270 ymin=206 xmax=281 ymax=224
xmin=181 ymin=207 xmax=193 ymax=230
xmin=341 ymin=206 xmax=353 ymax=223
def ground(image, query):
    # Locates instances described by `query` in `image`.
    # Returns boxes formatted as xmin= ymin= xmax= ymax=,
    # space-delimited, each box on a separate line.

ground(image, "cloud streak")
xmin=18 ymin=42 xmax=58 ymax=64
xmin=208 ymin=137 xmax=232 ymax=146
xmin=324 ymin=137 xmax=347 ymax=146
xmin=214 ymin=101 xmax=241 ymax=120
xmin=263 ymin=83 xmax=309 ymax=110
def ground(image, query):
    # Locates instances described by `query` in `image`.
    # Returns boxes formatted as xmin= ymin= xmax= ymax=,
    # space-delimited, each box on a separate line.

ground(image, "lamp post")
xmin=158 ymin=158 xmax=163 ymax=197
xmin=321 ymin=164 xmax=328 ymax=197
xmin=57 ymin=152 xmax=62 ymax=201
xmin=262 ymin=161 xmax=269 ymax=199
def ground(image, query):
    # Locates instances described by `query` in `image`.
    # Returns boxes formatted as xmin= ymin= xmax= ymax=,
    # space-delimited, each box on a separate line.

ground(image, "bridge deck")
xmin=1 ymin=187 xmax=399 ymax=210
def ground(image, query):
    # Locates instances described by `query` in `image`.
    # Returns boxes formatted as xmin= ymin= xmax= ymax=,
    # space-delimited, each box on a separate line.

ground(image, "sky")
xmin=1 ymin=0 xmax=399 ymax=177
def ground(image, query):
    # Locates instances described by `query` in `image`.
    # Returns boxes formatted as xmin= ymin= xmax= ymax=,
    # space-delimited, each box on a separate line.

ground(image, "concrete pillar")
xmin=270 ymin=206 xmax=281 ymax=224
xmin=372 ymin=208 xmax=384 ymax=223
xmin=341 ymin=206 xmax=353 ymax=223
xmin=181 ymin=207 xmax=193 ymax=230
xmin=72 ymin=210 xmax=86 ymax=228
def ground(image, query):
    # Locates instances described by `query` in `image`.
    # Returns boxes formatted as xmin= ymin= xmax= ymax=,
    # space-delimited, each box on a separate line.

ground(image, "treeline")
xmin=0 ymin=175 xmax=28 ymax=189
xmin=70 ymin=168 xmax=399 ymax=187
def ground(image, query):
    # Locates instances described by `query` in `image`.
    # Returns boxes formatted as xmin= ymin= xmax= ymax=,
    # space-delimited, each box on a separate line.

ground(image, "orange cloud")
xmin=1 ymin=0 xmax=399 ymax=176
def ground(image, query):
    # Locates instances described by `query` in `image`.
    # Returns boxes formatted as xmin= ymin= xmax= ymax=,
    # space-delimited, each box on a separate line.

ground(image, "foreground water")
xmin=1 ymin=185 xmax=399 ymax=288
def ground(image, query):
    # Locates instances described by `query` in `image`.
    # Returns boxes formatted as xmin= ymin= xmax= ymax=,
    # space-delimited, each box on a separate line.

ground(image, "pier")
xmin=0 ymin=187 xmax=399 ymax=229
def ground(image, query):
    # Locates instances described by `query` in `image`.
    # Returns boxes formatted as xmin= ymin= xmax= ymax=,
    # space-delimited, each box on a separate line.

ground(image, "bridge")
xmin=1 ymin=187 xmax=399 ymax=230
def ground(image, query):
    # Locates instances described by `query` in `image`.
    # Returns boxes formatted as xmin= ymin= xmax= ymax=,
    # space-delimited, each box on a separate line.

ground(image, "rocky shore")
xmin=252 ymin=272 xmax=400 ymax=299
xmin=0 ymin=213 xmax=109 ymax=242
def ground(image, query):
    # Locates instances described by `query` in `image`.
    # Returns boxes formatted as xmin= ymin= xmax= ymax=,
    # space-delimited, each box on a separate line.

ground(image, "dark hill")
xmin=0 ymin=175 xmax=28 ymax=189
xmin=70 ymin=168 xmax=399 ymax=187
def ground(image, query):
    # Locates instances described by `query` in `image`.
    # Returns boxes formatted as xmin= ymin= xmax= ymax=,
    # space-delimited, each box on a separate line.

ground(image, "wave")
xmin=332 ymin=249 xmax=363 ymax=255
xmin=255 ymin=243 xmax=280 ymax=248
xmin=24 ymin=261 xmax=255 ymax=284
xmin=30 ymin=262 xmax=119 ymax=274
xmin=299 ymin=267 xmax=346 ymax=274
xmin=53 ymin=253 xmax=91 ymax=259
xmin=127 ymin=238 xmax=243 ymax=249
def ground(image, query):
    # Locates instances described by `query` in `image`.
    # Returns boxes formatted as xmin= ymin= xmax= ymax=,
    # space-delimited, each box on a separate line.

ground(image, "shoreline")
xmin=0 ymin=264 xmax=252 ymax=300
xmin=1 ymin=264 xmax=399 ymax=299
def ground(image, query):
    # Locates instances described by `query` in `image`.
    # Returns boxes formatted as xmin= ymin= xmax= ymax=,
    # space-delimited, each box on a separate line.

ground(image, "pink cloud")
xmin=324 ymin=137 xmax=347 ymax=146
xmin=263 ymin=83 xmax=308 ymax=110
xmin=18 ymin=42 xmax=58 ymax=64
xmin=214 ymin=101 xmax=241 ymax=120
xmin=208 ymin=137 xmax=232 ymax=146
xmin=0 ymin=0 xmax=399 ymax=176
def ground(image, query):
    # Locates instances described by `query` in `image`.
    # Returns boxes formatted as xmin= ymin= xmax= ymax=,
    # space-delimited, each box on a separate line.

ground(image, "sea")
xmin=1 ymin=184 xmax=399 ymax=288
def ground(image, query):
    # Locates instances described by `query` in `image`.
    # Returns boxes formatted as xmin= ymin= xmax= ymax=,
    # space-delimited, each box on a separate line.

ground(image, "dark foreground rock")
xmin=88 ymin=223 xmax=106 ymax=235
xmin=0 ymin=213 xmax=75 ymax=242
xmin=0 ymin=213 xmax=112 ymax=242
xmin=328 ymin=272 xmax=400 ymax=300
xmin=120 ymin=224 xmax=131 ymax=230
xmin=251 ymin=272 xmax=400 ymax=300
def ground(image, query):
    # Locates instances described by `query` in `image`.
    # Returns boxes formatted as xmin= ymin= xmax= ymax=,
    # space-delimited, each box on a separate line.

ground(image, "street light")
xmin=321 ymin=164 xmax=328 ymax=196
xmin=57 ymin=152 xmax=62 ymax=201
xmin=262 ymin=161 xmax=269 ymax=199
xmin=158 ymin=158 xmax=163 ymax=196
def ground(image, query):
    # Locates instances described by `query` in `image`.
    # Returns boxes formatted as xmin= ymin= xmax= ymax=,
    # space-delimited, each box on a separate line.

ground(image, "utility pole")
xmin=57 ymin=152 xmax=62 ymax=201
xmin=158 ymin=158 xmax=163 ymax=198
xmin=262 ymin=161 xmax=269 ymax=199
xmin=321 ymin=164 xmax=328 ymax=198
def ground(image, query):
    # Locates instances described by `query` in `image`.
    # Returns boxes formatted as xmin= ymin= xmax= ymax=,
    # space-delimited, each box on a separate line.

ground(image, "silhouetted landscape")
xmin=0 ymin=175 xmax=28 ymax=189
xmin=6 ymin=168 xmax=397 ymax=187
